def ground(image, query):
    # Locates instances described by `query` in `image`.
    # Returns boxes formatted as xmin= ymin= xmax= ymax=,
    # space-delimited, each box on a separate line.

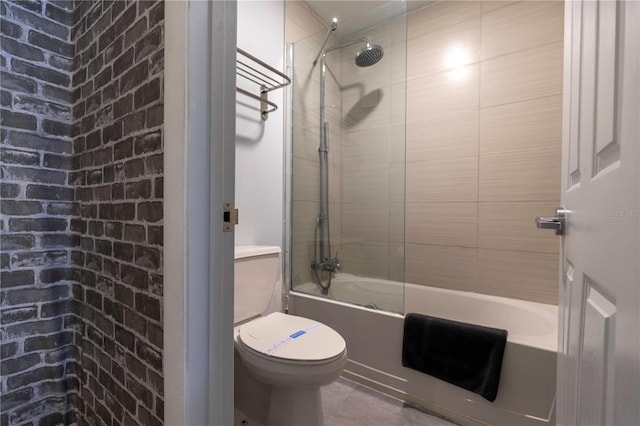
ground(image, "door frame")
xmin=164 ymin=1 xmax=237 ymax=425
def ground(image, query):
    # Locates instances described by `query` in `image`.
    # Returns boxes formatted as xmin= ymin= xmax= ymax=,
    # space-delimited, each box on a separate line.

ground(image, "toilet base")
xmin=267 ymin=386 xmax=324 ymax=426
xmin=234 ymin=349 xmax=271 ymax=424
xmin=234 ymin=408 xmax=263 ymax=426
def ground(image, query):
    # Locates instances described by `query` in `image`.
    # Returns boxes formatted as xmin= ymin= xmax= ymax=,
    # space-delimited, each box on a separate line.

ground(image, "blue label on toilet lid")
xmin=263 ymin=323 xmax=324 ymax=356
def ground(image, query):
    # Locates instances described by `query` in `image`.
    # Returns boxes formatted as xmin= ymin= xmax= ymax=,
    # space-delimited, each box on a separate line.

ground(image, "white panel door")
xmin=557 ymin=1 xmax=639 ymax=425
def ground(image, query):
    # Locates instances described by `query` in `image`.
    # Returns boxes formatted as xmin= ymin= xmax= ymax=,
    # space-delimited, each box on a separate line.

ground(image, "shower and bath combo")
xmin=310 ymin=19 xmax=385 ymax=295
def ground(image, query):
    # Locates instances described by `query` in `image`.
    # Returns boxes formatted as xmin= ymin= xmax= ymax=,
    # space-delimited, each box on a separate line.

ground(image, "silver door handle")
xmin=535 ymin=207 xmax=566 ymax=235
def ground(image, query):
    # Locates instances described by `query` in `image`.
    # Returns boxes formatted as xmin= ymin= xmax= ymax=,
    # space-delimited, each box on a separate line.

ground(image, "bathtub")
xmin=291 ymin=274 xmax=557 ymax=426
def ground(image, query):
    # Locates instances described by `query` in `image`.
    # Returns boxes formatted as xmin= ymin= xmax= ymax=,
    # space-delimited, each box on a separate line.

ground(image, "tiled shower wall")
xmin=338 ymin=17 xmax=406 ymax=282
xmin=405 ymin=1 xmax=562 ymax=304
xmin=287 ymin=0 xmax=562 ymax=305
xmin=1 ymin=0 xmax=164 ymax=424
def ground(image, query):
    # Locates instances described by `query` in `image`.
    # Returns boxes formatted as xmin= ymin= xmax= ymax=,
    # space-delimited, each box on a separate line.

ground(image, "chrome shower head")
xmin=355 ymin=43 xmax=384 ymax=67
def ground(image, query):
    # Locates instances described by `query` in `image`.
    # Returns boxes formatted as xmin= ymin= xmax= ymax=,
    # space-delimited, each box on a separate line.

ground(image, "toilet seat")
xmin=238 ymin=312 xmax=346 ymax=364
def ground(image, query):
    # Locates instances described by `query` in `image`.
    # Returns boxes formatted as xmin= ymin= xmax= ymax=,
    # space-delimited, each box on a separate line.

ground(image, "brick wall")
xmin=0 ymin=0 xmax=164 ymax=424
xmin=71 ymin=0 xmax=164 ymax=424
xmin=1 ymin=1 xmax=80 ymax=424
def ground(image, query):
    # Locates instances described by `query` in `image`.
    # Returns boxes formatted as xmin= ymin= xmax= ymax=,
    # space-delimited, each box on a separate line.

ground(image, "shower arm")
xmin=324 ymin=37 xmax=370 ymax=55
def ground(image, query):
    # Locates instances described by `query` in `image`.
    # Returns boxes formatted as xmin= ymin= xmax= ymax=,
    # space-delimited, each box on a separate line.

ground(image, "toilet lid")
xmin=238 ymin=312 xmax=346 ymax=361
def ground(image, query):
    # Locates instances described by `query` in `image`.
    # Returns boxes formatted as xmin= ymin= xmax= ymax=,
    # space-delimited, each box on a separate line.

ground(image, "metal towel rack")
xmin=236 ymin=48 xmax=291 ymax=121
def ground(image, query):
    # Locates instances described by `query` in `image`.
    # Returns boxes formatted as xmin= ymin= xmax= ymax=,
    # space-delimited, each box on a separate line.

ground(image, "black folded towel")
xmin=402 ymin=313 xmax=508 ymax=402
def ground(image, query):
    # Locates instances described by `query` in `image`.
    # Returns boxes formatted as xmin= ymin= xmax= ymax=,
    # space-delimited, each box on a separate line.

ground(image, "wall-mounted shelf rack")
xmin=236 ymin=48 xmax=291 ymax=121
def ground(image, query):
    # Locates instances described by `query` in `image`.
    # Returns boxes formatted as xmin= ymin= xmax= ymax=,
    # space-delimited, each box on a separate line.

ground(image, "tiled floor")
xmin=322 ymin=377 xmax=458 ymax=426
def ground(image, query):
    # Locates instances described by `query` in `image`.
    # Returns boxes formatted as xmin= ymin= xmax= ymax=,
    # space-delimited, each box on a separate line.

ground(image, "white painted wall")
xmin=236 ymin=0 xmax=285 ymax=248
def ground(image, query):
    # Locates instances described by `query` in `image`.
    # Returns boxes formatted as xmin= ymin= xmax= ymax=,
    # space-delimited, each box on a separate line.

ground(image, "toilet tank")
xmin=234 ymin=245 xmax=281 ymax=324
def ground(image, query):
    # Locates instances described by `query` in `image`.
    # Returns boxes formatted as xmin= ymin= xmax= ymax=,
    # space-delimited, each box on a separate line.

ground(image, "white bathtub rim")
xmin=403 ymin=282 xmax=558 ymax=352
xmin=289 ymin=289 xmax=403 ymax=320
xmin=291 ymin=275 xmax=558 ymax=353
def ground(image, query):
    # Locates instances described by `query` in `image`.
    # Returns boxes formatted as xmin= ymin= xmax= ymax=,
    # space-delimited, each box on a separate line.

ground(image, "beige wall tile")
xmin=329 ymin=214 xmax=342 ymax=246
xmin=481 ymin=1 xmax=520 ymax=14
xmin=480 ymin=95 xmax=562 ymax=155
xmin=406 ymin=244 xmax=477 ymax=291
xmin=408 ymin=64 xmax=479 ymax=120
xmin=389 ymin=152 xmax=407 ymax=206
xmin=480 ymin=41 xmax=563 ymax=107
xmin=342 ymin=85 xmax=392 ymax=130
xmin=408 ymin=17 xmax=480 ymax=80
xmin=291 ymin=83 xmax=320 ymax=125
xmin=328 ymin=164 xmax=343 ymax=210
xmin=292 ymin=123 xmax=320 ymax=161
xmin=343 ymin=128 xmax=392 ymax=204
xmin=390 ymin=41 xmax=409 ymax=85
xmin=292 ymin=200 xmax=320 ymax=247
xmin=341 ymin=241 xmax=389 ymax=279
xmin=343 ymin=167 xmax=391 ymax=205
xmin=286 ymin=17 xmax=318 ymax=47
xmin=390 ymin=83 xmax=407 ymax=125
xmin=342 ymin=202 xmax=389 ymax=243
xmin=342 ymin=127 xmax=390 ymax=196
xmin=478 ymin=248 xmax=558 ymax=304
xmin=406 ymin=155 xmax=478 ymax=203
xmin=481 ymin=1 xmax=564 ymax=60
xmin=406 ymin=202 xmax=478 ymax=247
xmin=388 ymin=196 xmax=405 ymax=243
xmin=292 ymin=157 xmax=319 ymax=202
xmin=343 ymin=127 xmax=390 ymax=165
xmin=388 ymin=242 xmax=405 ymax=282
xmin=389 ymin=158 xmax=406 ymax=244
xmin=408 ymin=1 xmax=481 ymax=40
xmin=479 ymin=148 xmax=561 ymax=201
xmin=291 ymin=242 xmax=315 ymax=287
xmin=478 ymin=201 xmax=561 ymax=253
xmin=391 ymin=13 xmax=409 ymax=45
xmin=388 ymin=123 xmax=406 ymax=165
xmin=285 ymin=16 xmax=305 ymax=46
xmin=285 ymin=0 xmax=326 ymax=43
xmin=407 ymin=108 xmax=479 ymax=162
xmin=328 ymin=159 xmax=343 ymax=189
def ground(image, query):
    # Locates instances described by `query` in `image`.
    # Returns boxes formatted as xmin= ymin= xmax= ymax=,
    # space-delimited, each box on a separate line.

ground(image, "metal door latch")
xmin=535 ymin=207 xmax=566 ymax=235
xmin=223 ymin=202 xmax=239 ymax=232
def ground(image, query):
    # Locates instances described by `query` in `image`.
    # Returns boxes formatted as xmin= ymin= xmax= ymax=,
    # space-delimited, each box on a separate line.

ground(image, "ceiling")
xmin=303 ymin=0 xmax=436 ymax=38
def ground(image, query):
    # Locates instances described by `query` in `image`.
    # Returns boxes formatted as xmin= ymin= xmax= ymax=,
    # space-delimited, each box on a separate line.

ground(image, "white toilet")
xmin=234 ymin=245 xmax=347 ymax=426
